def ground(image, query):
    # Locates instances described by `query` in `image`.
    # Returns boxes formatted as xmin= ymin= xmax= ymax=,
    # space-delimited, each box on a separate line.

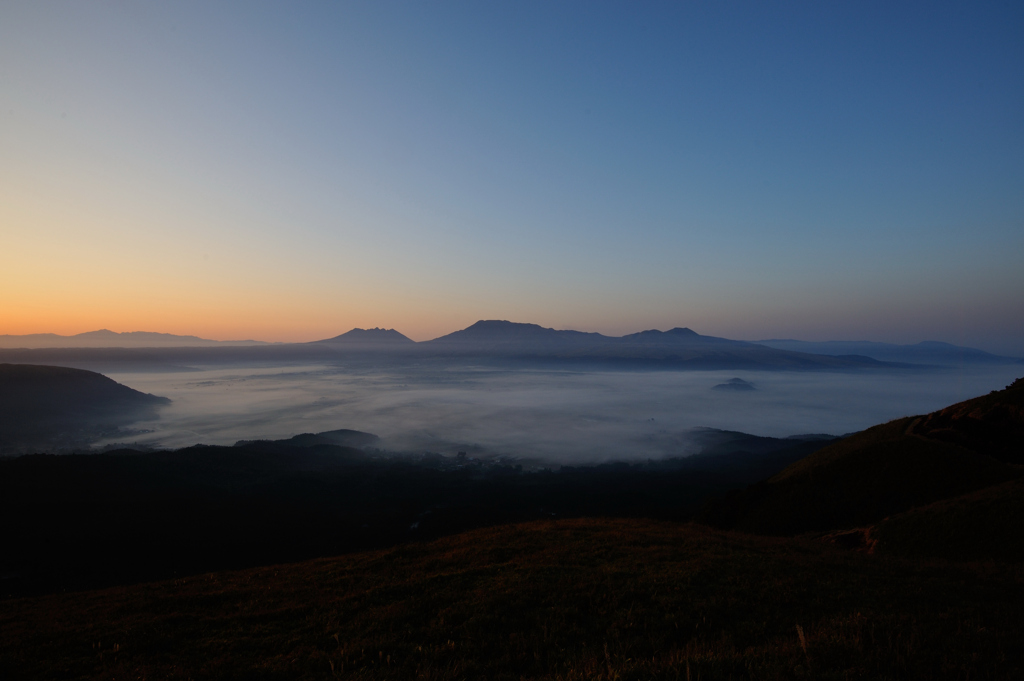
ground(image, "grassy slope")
xmin=1 ymin=435 xmax=826 ymax=597
xmin=701 ymin=418 xmax=1021 ymax=535
xmin=910 ymin=377 xmax=1024 ymax=464
xmin=700 ymin=378 xmax=1024 ymax=537
xmin=3 ymin=518 xmax=1023 ymax=680
xmin=873 ymin=477 xmax=1024 ymax=562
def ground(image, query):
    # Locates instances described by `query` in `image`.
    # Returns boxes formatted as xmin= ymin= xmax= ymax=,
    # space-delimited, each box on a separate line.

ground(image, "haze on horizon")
xmin=2 ymin=2 xmax=1023 ymax=355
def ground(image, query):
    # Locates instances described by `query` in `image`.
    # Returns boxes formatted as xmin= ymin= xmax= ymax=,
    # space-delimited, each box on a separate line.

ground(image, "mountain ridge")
xmin=310 ymin=327 xmax=414 ymax=346
xmin=1 ymin=321 xmax=912 ymax=371
xmin=0 ymin=330 xmax=271 ymax=349
xmin=755 ymin=338 xmax=1019 ymax=365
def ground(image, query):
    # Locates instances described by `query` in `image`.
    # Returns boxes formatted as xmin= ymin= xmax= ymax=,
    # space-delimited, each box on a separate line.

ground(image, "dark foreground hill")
xmin=701 ymin=377 xmax=1024 ymax=560
xmin=873 ymin=477 xmax=1024 ymax=562
xmin=3 ymin=519 xmax=1022 ymax=680
xmin=0 ymin=364 xmax=170 ymax=455
xmin=0 ymin=429 xmax=828 ymax=597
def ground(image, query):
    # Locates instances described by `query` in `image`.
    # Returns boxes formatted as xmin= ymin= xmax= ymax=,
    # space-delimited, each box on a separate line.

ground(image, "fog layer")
xmin=102 ymin=363 xmax=1023 ymax=463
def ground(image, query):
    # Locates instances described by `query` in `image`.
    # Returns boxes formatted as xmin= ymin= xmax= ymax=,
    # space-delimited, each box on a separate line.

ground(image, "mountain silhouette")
xmin=311 ymin=328 xmax=414 ymax=346
xmin=424 ymin=320 xmax=608 ymax=350
xmin=0 ymin=364 xmax=171 ymax=454
xmin=417 ymin=320 xmax=897 ymax=369
xmin=0 ymin=330 xmax=269 ymax=349
xmin=755 ymin=338 xmax=1018 ymax=365
xmin=1 ymin=321 xmax=916 ymax=371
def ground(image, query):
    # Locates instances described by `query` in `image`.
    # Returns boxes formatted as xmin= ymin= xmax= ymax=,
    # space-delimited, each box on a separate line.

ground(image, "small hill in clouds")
xmin=0 ymin=364 xmax=170 ymax=454
xmin=310 ymin=328 xmax=415 ymax=346
xmin=0 ymin=329 xmax=269 ymax=349
xmin=713 ymin=378 xmax=756 ymax=391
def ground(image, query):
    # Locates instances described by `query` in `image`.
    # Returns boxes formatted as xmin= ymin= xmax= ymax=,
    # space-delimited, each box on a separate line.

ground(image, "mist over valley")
xmin=4 ymin=321 xmax=1020 ymax=462
xmin=98 ymin=359 xmax=1023 ymax=464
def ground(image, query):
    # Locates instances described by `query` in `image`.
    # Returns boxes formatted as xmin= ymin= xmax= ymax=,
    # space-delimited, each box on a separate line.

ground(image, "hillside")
xmin=908 ymin=377 xmax=1024 ymax=463
xmin=3 ymin=519 xmax=1022 ymax=680
xmin=872 ymin=477 xmax=1024 ymax=562
xmin=701 ymin=377 xmax=1024 ymax=539
xmin=0 ymin=428 xmax=827 ymax=596
xmin=0 ymin=364 xmax=170 ymax=454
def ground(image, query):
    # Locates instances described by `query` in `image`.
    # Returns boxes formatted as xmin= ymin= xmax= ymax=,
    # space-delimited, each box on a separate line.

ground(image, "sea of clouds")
xmin=102 ymin=362 xmax=1023 ymax=464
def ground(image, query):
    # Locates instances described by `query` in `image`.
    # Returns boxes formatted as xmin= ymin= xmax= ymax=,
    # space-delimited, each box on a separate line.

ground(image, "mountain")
xmin=0 ymin=364 xmax=170 ymax=455
xmin=310 ymin=328 xmax=415 ymax=346
xmin=617 ymin=327 xmax=728 ymax=344
xmin=0 ymin=330 xmax=270 ymax=349
xmin=0 ymin=322 xmax=917 ymax=371
xmin=700 ymin=377 xmax=1024 ymax=552
xmin=421 ymin=320 xmax=899 ymax=369
xmin=424 ymin=319 xmax=608 ymax=351
xmin=754 ymin=338 xmax=1019 ymax=365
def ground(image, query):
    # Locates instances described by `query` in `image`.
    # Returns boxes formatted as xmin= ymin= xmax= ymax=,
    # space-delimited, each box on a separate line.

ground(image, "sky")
xmin=2 ymin=2 xmax=1022 ymax=354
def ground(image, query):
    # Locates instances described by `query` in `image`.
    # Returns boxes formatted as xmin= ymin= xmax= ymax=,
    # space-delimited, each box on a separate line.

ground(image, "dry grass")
xmin=3 ymin=518 xmax=1022 ymax=680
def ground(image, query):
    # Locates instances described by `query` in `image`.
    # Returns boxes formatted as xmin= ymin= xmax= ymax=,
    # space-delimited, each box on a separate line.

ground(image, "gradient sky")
xmin=2 ymin=2 xmax=1022 ymax=354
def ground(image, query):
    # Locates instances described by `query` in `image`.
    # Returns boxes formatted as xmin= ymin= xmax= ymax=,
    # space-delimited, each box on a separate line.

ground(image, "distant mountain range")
xmin=317 ymin=322 xmax=1019 ymax=367
xmin=755 ymin=339 xmax=1020 ymax=365
xmin=415 ymin=320 xmax=888 ymax=369
xmin=0 ymin=330 xmax=271 ymax=349
xmin=2 ymin=320 xmax=1016 ymax=370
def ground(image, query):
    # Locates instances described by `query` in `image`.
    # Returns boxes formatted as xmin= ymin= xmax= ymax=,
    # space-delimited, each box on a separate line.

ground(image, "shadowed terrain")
xmin=4 ymin=371 xmax=1024 ymax=679
xmin=701 ymin=377 xmax=1024 ymax=561
xmin=2 ymin=519 xmax=1022 ymax=680
xmin=0 ymin=427 xmax=828 ymax=597
xmin=0 ymin=364 xmax=170 ymax=455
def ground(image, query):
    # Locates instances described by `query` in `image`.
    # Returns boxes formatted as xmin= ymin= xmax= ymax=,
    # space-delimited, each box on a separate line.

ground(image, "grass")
xmin=874 ymin=477 xmax=1024 ymax=562
xmin=3 ymin=518 xmax=1022 ymax=680
xmin=701 ymin=418 xmax=1023 ymax=536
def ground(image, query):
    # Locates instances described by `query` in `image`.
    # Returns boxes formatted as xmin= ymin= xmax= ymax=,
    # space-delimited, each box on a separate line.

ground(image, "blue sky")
xmin=2 ymin=2 xmax=1022 ymax=353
